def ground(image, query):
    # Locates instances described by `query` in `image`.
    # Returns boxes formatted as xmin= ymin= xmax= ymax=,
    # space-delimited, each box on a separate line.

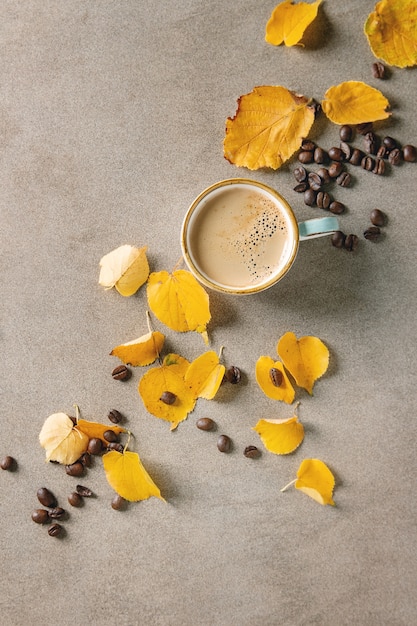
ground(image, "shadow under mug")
xmin=181 ymin=178 xmax=339 ymax=294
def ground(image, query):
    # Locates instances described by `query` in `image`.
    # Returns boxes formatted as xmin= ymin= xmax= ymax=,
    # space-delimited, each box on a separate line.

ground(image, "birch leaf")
xmin=364 ymin=0 xmax=417 ymax=68
xmin=266 ymin=0 xmax=322 ymax=47
xmin=185 ymin=351 xmax=226 ymax=400
xmin=110 ymin=331 xmax=165 ymax=366
xmin=224 ymin=85 xmax=316 ymax=170
xmin=103 ymin=450 xmax=164 ymax=502
xmin=277 ymin=332 xmax=329 ymax=395
xmin=295 ymin=458 xmax=335 ymax=505
xmin=99 ymin=244 xmax=149 ymax=297
xmin=39 ymin=412 xmax=89 ymax=465
xmin=147 ymin=270 xmax=210 ymax=343
xmin=76 ymin=419 xmax=125 ymax=445
xmin=321 ymin=81 xmax=390 ymax=125
xmin=253 ymin=415 xmax=304 ymax=454
xmin=255 ymin=356 xmax=295 ymax=404
xmin=162 ymin=353 xmax=191 ymax=377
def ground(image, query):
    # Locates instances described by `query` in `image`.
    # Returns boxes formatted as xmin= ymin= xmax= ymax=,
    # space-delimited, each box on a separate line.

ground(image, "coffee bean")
xmin=111 ymin=494 xmax=127 ymax=510
xmin=403 ymin=144 xmax=417 ymax=162
xmin=217 ymin=435 xmax=231 ymax=453
xmin=313 ymin=147 xmax=328 ymax=164
xmin=304 ymin=188 xmax=317 ymax=206
xmin=336 ymin=172 xmax=351 ymax=187
xmin=108 ymin=409 xmax=123 ymax=424
xmin=48 ymin=523 xmax=63 ymax=537
xmin=79 ymin=452 xmax=92 ymax=468
xmin=160 ymin=391 xmax=176 ymax=405
xmin=316 ymin=167 xmax=331 ymax=184
xmin=224 ymin=365 xmax=241 ymax=384
xmin=383 ymin=136 xmax=398 ymax=151
xmin=196 ymin=417 xmax=216 ymax=431
xmin=340 ymin=141 xmax=352 ymax=161
xmin=68 ymin=492 xmax=83 ymax=507
xmin=76 ymin=485 xmax=94 ymax=497
xmin=376 ymin=145 xmax=389 ymax=159
xmin=372 ymin=61 xmax=386 ymax=79
xmin=329 ymin=201 xmax=345 ymax=215
xmin=339 ymin=125 xmax=353 ymax=142
xmin=372 ymin=158 xmax=385 ymax=175
xmin=107 ymin=442 xmax=124 ymax=452
xmin=48 ymin=507 xmax=66 ymax=520
xmin=269 ymin=368 xmax=283 ymax=387
xmin=361 ymin=155 xmax=375 ymax=171
xmin=370 ymin=209 xmax=386 ymax=226
xmin=293 ymin=165 xmax=308 ymax=182
xmin=65 ymin=462 xmax=84 ymax=477
xmin=111 ymin=365 xmax=131 ymax=381
xmin=316 ymin=191 xmax=332 ymax=210
xmin=298 ymin=150 xmax=314 ymax=164
xmin=328 ymin=147 xmax=344 ymax=161
xmin=37 ymin=487 xmax=57 ymax=508
xmin=1 ymin=456 xmax=15 ymax=471
xmin=308 ymin=172 xmax=323 ymax=191
xmin=328 ymin=161 xmax=344 ymax=178
xmin=364 ymin=132 xmax=379 ymax=155
xmin=87 ymin=437 xmax=103 ymax=455
xmin=356 ymin=122 xmax=373 ymax=135
xmin=243 ymin=446 xmax=260 ymax=459
xmin=349 ymin=148 xmax=365 ymax=165
xmin=388 ymin=148 xmax=402 ymax=166
xmin=293 ymin=182 xmax=309 ymax=193
xmin=344 ymin=234 xmax=359 ymax=251
xmin=331 ymin=231 xmax=346 ymax=248
xmin=301 ymin=140 xmax=316 ymax=151
xmin=364 ymin=226 xmax=381 ymax=241
xmin=31 ymin=509 xmax=50 ymax=524
xmin=103 ymin=430 xmax=119 ymax=443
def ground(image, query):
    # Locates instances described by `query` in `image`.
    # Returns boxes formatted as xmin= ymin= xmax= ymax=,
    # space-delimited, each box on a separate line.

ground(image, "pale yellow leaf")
xmin=39 ymin=412 xmax=89 ymax=465
xmin=99 ymin=244 xmax=149 ymax=297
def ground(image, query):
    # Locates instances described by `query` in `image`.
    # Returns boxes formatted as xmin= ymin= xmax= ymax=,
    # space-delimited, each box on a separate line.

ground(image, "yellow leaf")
xmin=162 ymin=353 xmax=191 ymax=377
xmin=39 ymin=412 xmax=89 ymax=465
xmin=295 ymin=458 xmax=335 ymax=505
xmin=103 ymin=450 xmax=164 ymax=502
xmin=76 ymin=419 xmax=125 ymax=445
xmin=277 ymin=332 xmax=329 ymax=395
xmin=253 ymin=415 xmax=304 ymax=454
xmin=364 ymin=0 xmax=417 ymax=68
xmin=110 ymin=331 xmax=165 ymax=366
xmin=147 ymin=270 xmax=211 ymax=341
xmin=255 ymin=356 xmax=295 ymax=404
xmin=224 ymin=85 xmax=316 ymax=170
xmin=185 ymin=351 xmax=226 ymax=400
xmin=99 ymin=244 xmax=149 ymax=297
xmin=138 ymin=364 xmax=197 ymax=429
xmin=321 ymin=81 xmax=390 ymax=125
xmin=266 ymin=0 xmax=322 ymax=47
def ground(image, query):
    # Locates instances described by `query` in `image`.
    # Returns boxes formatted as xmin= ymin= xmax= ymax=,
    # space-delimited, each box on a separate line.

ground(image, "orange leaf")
xmin=103 ymin=450 xmax=164 ymax=502
xmin=277 ymin=332 xmax=329 ymax=394
xmin=255 ymin=356 xmax=295 ymax=404
xmin=321 ymin=81 xmax=390 ymax=125
xmin=266 ymin=0 xmax=322 ymax=47
xmin=110 ymin=331 xmax=165 ymax=366
xmin=76 ymin=419 xmax=125 ymax=444
xmin=364 ymin=0 xmax=417 ymax=68
xmin=224 ymin=85 xmax=316 ymax=170
xmin=253 ymin=415 xmax=304 ymax=454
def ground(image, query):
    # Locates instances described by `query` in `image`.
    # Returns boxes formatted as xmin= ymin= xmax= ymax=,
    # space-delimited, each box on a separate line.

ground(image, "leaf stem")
xmin=280 ymin=478 xmax=297 ymax=492
xmin=123 ymin=430 xmax=132 ymax=453
xmin=73 ymin=404 xmax=80 ymax=423
xmin=172 ymin=256 xmax=185 ymax=272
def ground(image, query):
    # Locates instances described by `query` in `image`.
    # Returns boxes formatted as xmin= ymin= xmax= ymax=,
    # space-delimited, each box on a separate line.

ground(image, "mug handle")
xmin=298 ymin=216 xmax=339 ymax=241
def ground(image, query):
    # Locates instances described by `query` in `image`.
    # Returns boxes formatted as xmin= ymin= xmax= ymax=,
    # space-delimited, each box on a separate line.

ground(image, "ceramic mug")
xmin=181 ymin=178 xmax=339 ymax=294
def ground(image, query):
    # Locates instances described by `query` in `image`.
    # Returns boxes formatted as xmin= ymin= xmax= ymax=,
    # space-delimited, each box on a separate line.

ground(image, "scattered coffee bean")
xmin=364 ymin=132 xmax=379 ymax=155
xmin=361 ymin=155 xmax=375 ymax=171
xmin=340 ymin=141 xmax=352 ymax=161
xmin=160 ymin=391 xmax=177 ymax=405
xmin=356 ymin=122 xmax=373 ymax=135
xmin=336 ymin=171 xmax=351 ymax=187
xmin=329 ymin=201 xmax=345 ymax=215
xmin=48 ymin=523 xmax=63 ymax=537
xmin=48 ymin=507 xmax=66 ymax=520
xmin=349 ymin=148 xmax=365 ymax=165
xmin=269 ymin=368 xmax=283 ymax=387
xmin=1 ymin=455 xmax=15 ymax=471
xmin=316 ymin=167 xmax=331 ymax=184
xmin=308 ymin=172 xmax=323 ymax=191
xmin=111 ymin=365 xmax=131 ymax=381
xmin=402 ymin=144 xmax=417 ymax=162
xmin=301 ymin=139 xmax=316 ymax=151
xmin=111 ymin=494 xmax=127 ymax=511
xmin=31 ymin=509 xmax=50 ymax=524
xmin=328 ymin=161 xmax=344 ymax=178
xmin=372 ymin=158 xmax=385 ymax=175
xmin=243 ymin=446 xmax=261 ymax=459
xmin=304 ymin=188 xmax=317 ymax=206
xmin=37 ymin=487 xmax=57 ymax=508
xmin=331 ymin=231 xmax=346 ymax=248
xmin=65 ymin=461 xmax=84 ymax=477
xmin=294 ymin=182 xmax=309 ymax=193
xmin=293 ymin=165 xmax=308 ymax=182
xmin=313 ymin=147 xmax=328 ymax=164
xmin=217 ymin=435 xmax=231 ymax=453
xmin=79 ymin=452 xmax=92 ymax=468
xmin=224 ymin=365 xmax=241 ymax=384
xmin=339 ymin=125 xmax=353 ymax=142
xmin=388 ymin=148 xmax=402 ymax=166
xmin=328 ymin=146 xmax=344 ymax=161
xmin=103 ymin=430 xmax=119 ymax=443
xmin=298 ymin=150 xmax=314 ymax=164
xmin=376 ymin=145 xmax=389 ymax=159
xmin=87 ymin=437 xmax=103 ymax=455
xmin=370 ymin=209 xmax=386 ymax=226
xmin=383 ymin=136 xmax=398 ymax=151
xmin=68 ymin=492 xmax=83 ymax=507
xmin=372 ymin=61 xmax=386 ymax=79
xmin=108 ymin=409 xmax=123 ymax=424
xmin=107 ymin=442 xmax=124 ymax=452
xmin=316 ymin=191 xmax=332 ymax=210
xmin=364 ymin=226 xmax=381 ymax=241
xmin=76 ymin=485 xmax=94 ymax=497
xmin=344 ymin=234 xmax=359 ymax=251
xmin=196 ymin=417 xmax=216 ymax=431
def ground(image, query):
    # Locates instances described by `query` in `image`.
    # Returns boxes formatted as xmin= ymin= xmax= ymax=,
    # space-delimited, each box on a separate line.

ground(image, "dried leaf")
xmin=255 ymin=356 xmax=295 ymax=404
xmin=110 ymin=331 xmax=165 ymax=366
xmin=266 ymin=0 xmax=322 ymax=47
xmin=99 ymin=244 xmax=149 ymax=297
xmin=103 ymin=450 xmax=164 ymax=502
xmin=147 ymin=270 xmax=210 ymax=343
xmin=321 ymin=81 xmax=390 ymax=125
xmin=277 ymin=332 xmax=329 ymax=394
xmin=39 ymin=412 xmax=89 ymax=465
xmin=185 ymin=351 xmax=226 ymax=400
xmin=162 ymin=353 xmax=191 ymax=377
xmin=224 ymin=85 xmax=315 ymax=170
xmin=295 ymin=458 xmax=335 ymax=505
xmin=364 ymin=0 xmax=417 ymax=68
xmin=76 ymin=419 xmax=125 ymax=445
xmin=253 ymin=415 xmax=304 ymax=454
